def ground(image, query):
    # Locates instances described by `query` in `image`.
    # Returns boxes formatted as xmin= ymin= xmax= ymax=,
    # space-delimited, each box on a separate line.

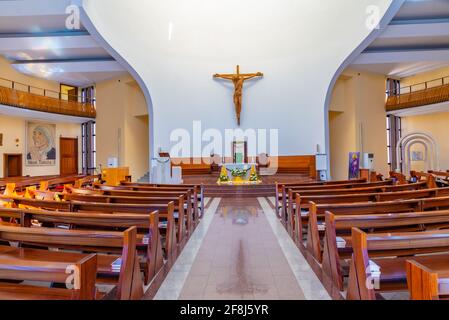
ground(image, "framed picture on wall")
xmin=26 ymin=122 xmax=56 ymax=166
xmin=348 ymin=152 xmax=361 ymax=179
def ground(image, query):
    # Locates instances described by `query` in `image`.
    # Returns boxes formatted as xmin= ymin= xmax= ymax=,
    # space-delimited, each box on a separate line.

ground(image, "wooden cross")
xmin=214 ymin=65 xmax=263 ymax=126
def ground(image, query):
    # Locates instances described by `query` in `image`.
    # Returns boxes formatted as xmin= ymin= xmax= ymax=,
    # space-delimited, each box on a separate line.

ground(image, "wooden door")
xmin=3 ymin=154 xmax=22 ymax=177
xmin=68 ymin=88 xmax=78 ymax=102
xmin=60 ymin=138 xmax=78 ymax=175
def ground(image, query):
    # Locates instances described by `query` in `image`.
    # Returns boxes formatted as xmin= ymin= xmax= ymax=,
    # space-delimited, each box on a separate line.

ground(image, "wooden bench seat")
xmin=322 ymin=210 xmax=449 ymax=290
xmin=286 ymin=188 xmax=449 ymax=240
xmin=277 ymin=180 xmax=393 ymax=215
xmin=64 ymin=193 xmax=192 ymax=241
xmin=93 ymin=185 xmax=201 ymax=220
xmin=304 ymin=199 xmax=422 ymax=262
xmin=287 ymin=187 xmax=449 ymax=241
xmin=0 ymin=225 xmax=142 ymax=300
xmin=0 ymin=245 xmax=97 ymax=300
xmin=102 ymin=183 xmax=204 ymax=217
xmin=348 ymin=228 xmax=449 ymax=300
xmin=0 ymin=283 xmax=82 ymax=300
xmin=407 ymin=259 xmax=449 ymax=300
xmin=303 ymin=196 xmax=449 ymax=263
xmin=3 ymin=207 xmax=164 ymax=285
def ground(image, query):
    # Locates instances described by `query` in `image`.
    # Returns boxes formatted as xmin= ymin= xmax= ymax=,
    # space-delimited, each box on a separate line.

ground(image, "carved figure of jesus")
xmin=214 ymin=65 xmax=263 ymax=126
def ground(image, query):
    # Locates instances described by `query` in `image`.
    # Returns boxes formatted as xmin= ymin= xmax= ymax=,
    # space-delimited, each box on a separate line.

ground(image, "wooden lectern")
xmin=102 ymin=167 xmax=130 ymax=186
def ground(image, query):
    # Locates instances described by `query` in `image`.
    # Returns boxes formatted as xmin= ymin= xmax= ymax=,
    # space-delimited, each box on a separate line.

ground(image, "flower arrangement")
xmin=249 ymin=165 xmax=260 ymax=182
xmin=231 ymin=167 xmax=249 ymax=178
xmin=219 ymin=166 xmax=230 ymax=182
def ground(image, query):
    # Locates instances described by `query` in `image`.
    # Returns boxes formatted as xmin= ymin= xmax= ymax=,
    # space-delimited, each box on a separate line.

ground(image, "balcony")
xmin=386 ymin=76 xmax=449 ymax=112
xmin=0 ymin=77 xmax=96 ymax=118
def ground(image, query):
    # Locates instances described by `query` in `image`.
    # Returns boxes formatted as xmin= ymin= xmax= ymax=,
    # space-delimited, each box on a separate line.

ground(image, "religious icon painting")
xmin=348 ymin=152 xmax=361 ymax=180
xmin=26 ymin=122 xmax=57 ymax=166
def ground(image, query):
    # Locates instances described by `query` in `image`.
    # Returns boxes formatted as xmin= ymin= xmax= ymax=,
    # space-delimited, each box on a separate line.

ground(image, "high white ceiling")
xmin=0 ymin=0 xmax=126 ymax=87
xmin=350 ymin=0 xmax=449 ymax=78
xmin=1 ymin=1 xmax=448 ymax=84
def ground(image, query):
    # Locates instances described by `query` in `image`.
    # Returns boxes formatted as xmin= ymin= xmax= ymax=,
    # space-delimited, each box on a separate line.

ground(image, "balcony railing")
xmin=0 ymin=77 xmax=96 ymax=118
xmin=386 ymin=76 xmax=449 ymax=112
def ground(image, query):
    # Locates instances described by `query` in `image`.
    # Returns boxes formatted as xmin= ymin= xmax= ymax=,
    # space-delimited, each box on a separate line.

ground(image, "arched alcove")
xmin=396 ymin=132 xmax=440 ymax=174
xmin=323 ymin=0 xmax=405 ymax=179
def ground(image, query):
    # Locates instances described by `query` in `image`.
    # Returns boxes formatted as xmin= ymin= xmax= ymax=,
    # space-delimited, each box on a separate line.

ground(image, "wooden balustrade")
xmin=0 ymin=84 xmax=96 ymax=118
xmin=386 ymin=80 xmax=449 ymax=112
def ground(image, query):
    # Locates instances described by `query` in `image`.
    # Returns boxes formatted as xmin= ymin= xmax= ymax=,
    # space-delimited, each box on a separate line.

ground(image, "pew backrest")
xmin=350 ymin=228 xmax=449 ymax=300
xmin=0 ymin=225 xmax=140 ymax=300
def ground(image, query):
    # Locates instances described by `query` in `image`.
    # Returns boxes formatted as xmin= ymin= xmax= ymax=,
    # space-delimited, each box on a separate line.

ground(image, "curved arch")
xmin=324 ymin=0 xmax=405 ymax=179
xmin=73 ymin=0 xmax=155 ymax=176
xmin=396 ymin=132 xmax=439 ymax=173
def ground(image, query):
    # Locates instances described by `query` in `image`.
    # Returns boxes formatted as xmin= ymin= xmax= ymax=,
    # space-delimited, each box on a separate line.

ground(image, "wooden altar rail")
xmin=0 ymin=78 xmax=96 ymax=118
xmin=386 ymin=76 xmax=449 ymax=112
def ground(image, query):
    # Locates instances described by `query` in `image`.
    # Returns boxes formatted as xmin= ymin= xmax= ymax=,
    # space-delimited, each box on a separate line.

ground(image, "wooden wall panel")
xmin=171 ymin=155 xmax=316 ymax=178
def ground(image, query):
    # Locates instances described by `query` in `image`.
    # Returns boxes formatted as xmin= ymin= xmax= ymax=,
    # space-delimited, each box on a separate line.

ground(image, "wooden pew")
xmin=323 ymin=210 xmax=449 ymax=291
xmin=69 ymin=201 xmax=178 ymax=260
xmin=285 ymin=183 xmax=430 ymax=226
xmin=291 ymin=188 xmax=431 ymax=241
xmin=348 ymin=228 xmax=449 ymax=300
xmin=406 ymin=260 xmax=449 ymax=300
xmin=120 ymin=182 xmax=205 ymax=217
xmin=68 ymin=187 xmax=196 ymax=230
xmin=274 ymin=178 xmax=369 ymax=217
xmin=0 ymin=195 xmax=178 ymax=259
xmin=304 ymin=199 xmax=422 ymax=263
xmin=389 ymin=171 xmax=408 ymax=185
xmin=63 ymin=193 xmax=190 ymax=242
xmin=25 ymin=209 xmax=163 ymax=286
xmin=95 ymin=185 xmax=200 ymax=223
xmin=429 ymin=170 xmax=449 ymax=179
xmin=275 ymin=180 xmax=393 ymax=221
xmin=0 ymin=195 xmax=71 ymax=211
xmin=0 ymin=225 xmax=142 ymax=300
xmin=0 ymin=207 xmax=164 ymax=286
xmin=306 ymin=196 xmax=449 ymax=263
xmin=0 ymin=246 xmax=97 ymax=300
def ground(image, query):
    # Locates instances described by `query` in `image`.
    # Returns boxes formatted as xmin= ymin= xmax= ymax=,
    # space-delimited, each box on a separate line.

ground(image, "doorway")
xmin=60 ymin=137 xmax=78 ymax=175
xmin=60 ymin=84 xmax=78 ymax=102
xmin=3 ymin=154 xmax=23 ymax=177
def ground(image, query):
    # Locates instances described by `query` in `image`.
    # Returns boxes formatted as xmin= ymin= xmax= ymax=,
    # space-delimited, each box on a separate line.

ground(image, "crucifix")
xmin=214 ymin=65 xmax=263 ymax=126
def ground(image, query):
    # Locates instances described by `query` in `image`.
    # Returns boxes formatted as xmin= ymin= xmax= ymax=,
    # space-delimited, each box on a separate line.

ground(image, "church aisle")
xmin=154 ymin=197 xmax=330 ymax=300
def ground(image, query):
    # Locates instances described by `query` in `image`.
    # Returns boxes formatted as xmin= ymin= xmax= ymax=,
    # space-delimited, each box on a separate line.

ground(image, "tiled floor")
xmin=155 ymin=196 xmax=330 ymax=300
xmin=180 ymin=198 xmax=306 ymax=300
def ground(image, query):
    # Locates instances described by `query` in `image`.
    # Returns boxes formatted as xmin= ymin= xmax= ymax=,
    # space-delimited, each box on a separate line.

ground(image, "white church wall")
xmin=79 ymin=0 xmax=399 ymax=161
